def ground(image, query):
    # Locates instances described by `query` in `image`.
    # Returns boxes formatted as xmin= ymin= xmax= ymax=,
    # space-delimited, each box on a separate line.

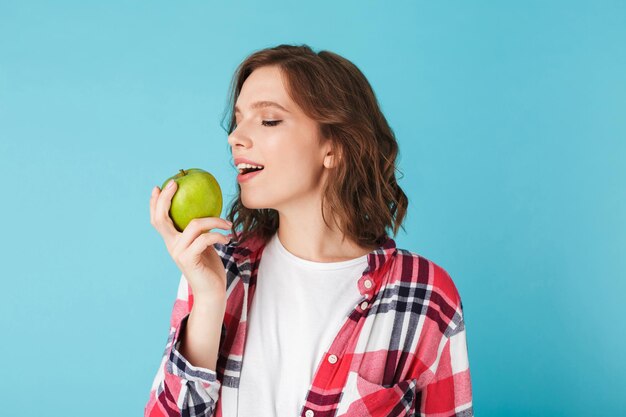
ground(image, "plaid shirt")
xmin=145 ymin=233 xmax=473 ymax=417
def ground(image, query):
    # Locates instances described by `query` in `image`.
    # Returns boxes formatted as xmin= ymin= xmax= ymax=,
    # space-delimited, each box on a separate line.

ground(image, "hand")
xmin=149 ymin=180 xmax=232 ymax=300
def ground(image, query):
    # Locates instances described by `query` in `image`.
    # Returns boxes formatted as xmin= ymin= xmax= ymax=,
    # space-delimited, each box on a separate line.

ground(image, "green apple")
xmin=161 ymin=168 xmax=223 ymax=232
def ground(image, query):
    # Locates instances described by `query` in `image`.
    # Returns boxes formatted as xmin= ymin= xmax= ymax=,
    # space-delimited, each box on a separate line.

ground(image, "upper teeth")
xmin=237 ymin=163 xmax=264 ymax=173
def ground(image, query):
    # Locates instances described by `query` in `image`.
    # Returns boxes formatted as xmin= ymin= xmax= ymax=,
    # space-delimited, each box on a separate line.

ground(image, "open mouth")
xmin=237 ymin=166 xmax=265 ymax=181
xmin=239 ymin=166 xmax=264 ymax=175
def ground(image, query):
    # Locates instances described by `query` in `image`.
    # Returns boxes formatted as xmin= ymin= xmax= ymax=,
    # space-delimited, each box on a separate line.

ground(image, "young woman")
xmin=145 ymin=44 xmax=473 ymax=417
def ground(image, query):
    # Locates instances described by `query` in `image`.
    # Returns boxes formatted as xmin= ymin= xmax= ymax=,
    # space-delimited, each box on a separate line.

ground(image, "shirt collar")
xmin=229 ymin=232 xmax=398 ymax=286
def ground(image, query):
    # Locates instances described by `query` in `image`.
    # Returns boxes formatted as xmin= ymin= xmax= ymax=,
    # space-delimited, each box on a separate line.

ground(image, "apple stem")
xmin=179 ymin=169 xmax=186 ymax=176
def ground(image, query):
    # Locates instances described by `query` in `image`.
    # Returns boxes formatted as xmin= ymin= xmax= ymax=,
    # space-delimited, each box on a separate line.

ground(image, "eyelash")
xmin=234 ymin=120 xmax=282 ymax=129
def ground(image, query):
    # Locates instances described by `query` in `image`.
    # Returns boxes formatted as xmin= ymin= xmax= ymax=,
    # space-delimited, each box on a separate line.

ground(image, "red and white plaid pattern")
xmin=145 ymin=233 xmax=473 ymax=416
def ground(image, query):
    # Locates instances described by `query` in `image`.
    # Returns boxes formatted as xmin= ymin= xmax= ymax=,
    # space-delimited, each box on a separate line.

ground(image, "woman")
xmin=145 ymin=44 xmax=473 ymax=417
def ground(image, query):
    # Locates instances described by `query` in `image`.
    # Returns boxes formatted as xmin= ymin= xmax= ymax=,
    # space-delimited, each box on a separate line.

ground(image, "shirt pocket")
xmin=337 ymin=370 xmax=417 ymax=417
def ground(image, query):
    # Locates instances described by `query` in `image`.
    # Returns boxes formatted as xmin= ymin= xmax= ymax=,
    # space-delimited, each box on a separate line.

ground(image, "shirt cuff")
xmin=165 ymin=314 xmax=221 ymax=387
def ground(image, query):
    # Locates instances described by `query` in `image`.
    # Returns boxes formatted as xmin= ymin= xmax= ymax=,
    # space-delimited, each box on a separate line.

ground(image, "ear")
xmin=323 ymin=145 xmax=341 ymax=169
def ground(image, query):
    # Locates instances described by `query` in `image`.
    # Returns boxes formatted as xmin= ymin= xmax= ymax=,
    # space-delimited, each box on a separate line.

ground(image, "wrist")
xmin=192 ymin=293 xmax=226 ymax=311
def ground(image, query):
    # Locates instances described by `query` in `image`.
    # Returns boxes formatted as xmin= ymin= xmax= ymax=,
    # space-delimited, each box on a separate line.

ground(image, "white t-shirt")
xmin=221 ymin=232 xmax=368 ymax=417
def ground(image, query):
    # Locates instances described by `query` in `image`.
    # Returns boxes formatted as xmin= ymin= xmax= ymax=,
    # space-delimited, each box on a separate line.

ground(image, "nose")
xmin=227 ymin=126 xmax=252 ymax=151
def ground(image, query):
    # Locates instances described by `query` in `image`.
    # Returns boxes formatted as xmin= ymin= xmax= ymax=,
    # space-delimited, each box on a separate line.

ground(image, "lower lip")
xmin=237 ymin=169 xmax=264 ymax=183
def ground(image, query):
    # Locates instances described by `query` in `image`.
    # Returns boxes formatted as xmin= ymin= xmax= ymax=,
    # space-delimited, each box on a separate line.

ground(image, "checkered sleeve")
xmin=419 ymin=303 xmax=473 ymax=417
xmin=144 ymin=274 xmax=222 ymax=417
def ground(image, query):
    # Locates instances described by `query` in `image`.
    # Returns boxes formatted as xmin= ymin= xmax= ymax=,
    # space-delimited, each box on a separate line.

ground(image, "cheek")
xmin=277 ymin=158 xmax=320 ymax=184
xmin=263 ymin=162 xmax=320 ymax=196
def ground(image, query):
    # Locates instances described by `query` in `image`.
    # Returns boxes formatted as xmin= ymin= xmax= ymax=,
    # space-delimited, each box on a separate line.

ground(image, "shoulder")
xmin=394 ymin=248 xmax=464 ymax=315
xmin=392 ymin=249 xmax=466 ymax=339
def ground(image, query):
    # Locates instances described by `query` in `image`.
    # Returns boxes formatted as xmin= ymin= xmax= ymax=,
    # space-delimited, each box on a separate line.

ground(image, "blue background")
xmin=1 ymin=1 xmax=624 ymax=416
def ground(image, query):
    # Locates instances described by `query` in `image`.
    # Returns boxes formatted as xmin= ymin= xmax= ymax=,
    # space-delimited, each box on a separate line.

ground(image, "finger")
xmin=181 ymin=231 xmax=231 ymax=263
xmin=154 ymin=180 xmax=179 ymax=239
xmin=149 ymin=186 xmax=159 ymax=225
xmin=174 ymin=217 xmax=232 ymax=255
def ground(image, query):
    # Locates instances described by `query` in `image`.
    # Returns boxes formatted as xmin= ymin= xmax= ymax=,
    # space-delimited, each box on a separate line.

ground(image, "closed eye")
xmin=232 ymin=120 xmax=282 ymax=130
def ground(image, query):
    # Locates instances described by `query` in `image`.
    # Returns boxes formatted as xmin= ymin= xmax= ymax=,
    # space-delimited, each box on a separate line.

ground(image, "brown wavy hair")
xmin=220 ymin=43 xmax=408 ymax=249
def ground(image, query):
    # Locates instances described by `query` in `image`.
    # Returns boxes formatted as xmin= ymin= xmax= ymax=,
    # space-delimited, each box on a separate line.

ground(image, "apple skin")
xmin=161 ymin=168 xmax=223 ymax=232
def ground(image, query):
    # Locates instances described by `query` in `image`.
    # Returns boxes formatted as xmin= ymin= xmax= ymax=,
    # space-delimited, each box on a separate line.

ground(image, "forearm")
xmin=178 ymin=295 xmax=227 ymax=372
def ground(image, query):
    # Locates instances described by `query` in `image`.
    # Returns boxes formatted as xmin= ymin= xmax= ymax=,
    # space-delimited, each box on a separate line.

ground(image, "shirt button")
xmin=305 ymin=410 xmax=315 ymax=417
xmin=360 ymin=301 xmax=369 ymax=310
xmin=328 ymin=354 xmax=338 ymax=364
xmin=364 ymin=279 xmax=373 ymax=289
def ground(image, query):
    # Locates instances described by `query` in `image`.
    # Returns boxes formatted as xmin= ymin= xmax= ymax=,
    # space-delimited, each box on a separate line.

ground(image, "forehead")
xmin=235 ymin=66 xmax=294 ymax=114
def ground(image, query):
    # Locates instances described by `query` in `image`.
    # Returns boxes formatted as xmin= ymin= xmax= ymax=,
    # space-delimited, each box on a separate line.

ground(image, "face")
xmin=228 ymin=65 xmax=336 ymax=212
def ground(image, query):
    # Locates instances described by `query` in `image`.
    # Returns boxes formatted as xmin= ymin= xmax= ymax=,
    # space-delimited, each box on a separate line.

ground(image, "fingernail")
xmin=152 ymin=186 xmax=158 ymax=195
xmin=166 ymin=180 xmax=176 ymax=189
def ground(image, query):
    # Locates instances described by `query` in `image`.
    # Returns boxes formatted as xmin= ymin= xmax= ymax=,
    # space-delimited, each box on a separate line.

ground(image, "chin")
xmin=241 ymin=193 xmax=267 ymax=210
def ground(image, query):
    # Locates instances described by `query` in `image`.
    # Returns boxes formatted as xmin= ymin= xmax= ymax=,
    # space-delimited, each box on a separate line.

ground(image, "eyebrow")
xmin=234 ymin=101 xmax=290 ymax=114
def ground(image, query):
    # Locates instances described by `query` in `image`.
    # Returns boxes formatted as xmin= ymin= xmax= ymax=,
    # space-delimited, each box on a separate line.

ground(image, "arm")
xmin=417 ymin=314 xmax=473 ymax=417
xmin=178 ymin=293 xmax=226 ymax=372
xmin=144 ymin=274 xmax=226 ymax=417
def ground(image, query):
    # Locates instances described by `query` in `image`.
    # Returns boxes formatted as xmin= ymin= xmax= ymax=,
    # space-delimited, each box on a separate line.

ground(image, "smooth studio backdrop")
xmin=1 ymin=1 xmax=624 ymax=416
